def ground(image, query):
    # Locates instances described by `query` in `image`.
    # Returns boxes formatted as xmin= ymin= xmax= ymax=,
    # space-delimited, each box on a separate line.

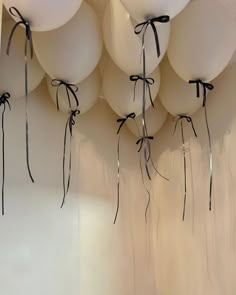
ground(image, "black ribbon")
xmin=0 ymin=93 xmax=11 ymax=216
xmin=173 ymin=115 xmax=198 ymax=138
xmin=139 ymin=152 xmax=151 ymax=224
xmin=7 ymin=7 xmax=34 ymax=183
xmin=61 ymin=110 xmax=80 ymax=208
xmin=136 ymin=135 xmax=169 ymax=222
xmin=189 ymin=80 xmax=214 ymax=107
xmin=136 ymin=136 xmax=154 ymax=154
xmin=7 ymin=7 xmax=33 ymax=58
xmin=134 ymin=15 xmax=170 ymax=58
xmin=130 ymin=75 xmax=155 ymax=108
xmin=132 ymin=15 xmax=169 ymax=223
xmin=113 ymin=113 xmax=136 ymax=224
xmin=136 ymin=135 xmax=164 ymax=180
xmin=189 ymin=80 xmax=214 ymax=211
xmin=51 ymin=80 xmax=79 ymax=111
xmin=173 ymin=115 xmax=198 ymax=221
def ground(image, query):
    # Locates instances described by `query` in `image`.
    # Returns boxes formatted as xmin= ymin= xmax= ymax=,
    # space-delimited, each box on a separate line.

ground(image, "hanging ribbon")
xmin=173 ymin=115 xmax=197 ymax=221
xmin=137 ymin=136 xmax=153 ymax=223
xmin=129 ymin=75 xmax=155 ymax=107
xmin=51 ymin=79 xmax=79 ymax=111
xmin=132 ymin=14 xmax=169 ymax=189
xmin=134 ymin=15 xmax=170 ymax=58
xmin=139 ymin=152 xmax=151 ymax=223
xmin=6 ymin=7 xmax=34 ymax=183
xmin=136 ymin=135 xmax=154 ymax=181
xmin=61 ymin=109 xmax=80 ymax=208
xmin=189 ymin=79 xmax=214 ymax=211
xmin=0 ymin=92 xmax=11 ymax=215
xmin=136 ymin=135 xmax=169 ymax=221
xmin=113 ymin=112 xmax=136 ymax=224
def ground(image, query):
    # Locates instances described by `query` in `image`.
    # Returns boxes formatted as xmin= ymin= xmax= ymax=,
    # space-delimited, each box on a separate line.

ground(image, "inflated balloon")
xmin=3 ymin=0 xmax=83 ymax=31
xmin=127 ymin=98 xmax=168 ymax=137
xmin=102 ymin=57 xmax=160 ymax=117
xmin=33 ymin=2 xmax=103 ymax=84
xmin=159 ymin=60 xmax=202 ymax=116
xmin=86 ymin=0 xmax=108 ymax=19
xmin=121 ymin=0 xmax=190 ymax=22
xmin=47 ymin=68 xmax=101 ymax=115
xmin=168 ymin=0 xmax=236 ymax=82
xmin=0 ymin=20 xmax=45 ymax=98
xmin=229 ymin=49 xmax=236 ymax=65
xmin=103 ymin=0 xmax=170 ymax=75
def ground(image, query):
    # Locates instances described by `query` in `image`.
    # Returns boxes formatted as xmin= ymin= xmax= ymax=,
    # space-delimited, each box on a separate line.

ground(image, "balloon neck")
xmin=145 ymin=15 xmax=155 ymax=21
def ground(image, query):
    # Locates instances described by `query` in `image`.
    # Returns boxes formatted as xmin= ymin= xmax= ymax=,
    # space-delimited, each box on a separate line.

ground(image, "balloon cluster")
xmin=0 ymin=0 xmax=235 ymax=218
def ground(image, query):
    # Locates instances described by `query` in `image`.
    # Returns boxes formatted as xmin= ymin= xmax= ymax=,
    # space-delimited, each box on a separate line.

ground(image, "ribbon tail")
xmin=180 ymin=120 xmax=187 ymax=221
xmin=1 ymin=105 xmax=6 ymax=215
xmin=66 ymin=87 xmax=72 ymax=109
xmin=68 ymin=86 xmax=79 ymax=108
xmin=141 ymin=47 xmax=148 ymax=138
xmin=61 ymin=118 xmax=70 ymax=208
xmin=66 ymin=134 xmax=72 ymax=195
xmin=150 ymin=22 xmax=161 ymax=58
xmin=144 ymin=146 xmax=151 ymax=180
xmin=25 ymin=39 xmax=34 ymax=183
xmin=113 ymin=134 xmax=120 ymax=224
xmin=6 ymin=21 xmax=21 ymax=55
xmin=133 ymin=81 xmax=137 ymax=102
xmin=203 ymin=87 xmax=207 ymax=107
xmin=56 ymin=86 xmax=60 ymax=111
xmin=147 ymin=84 xmax=154 ymax=108
xmin=204 ymin=105 xmax=213 ymax=211
xmin=150 ymin=158 xmax=169 ymax=181
xmin=139 ymin=153 xmax=151 ymax=223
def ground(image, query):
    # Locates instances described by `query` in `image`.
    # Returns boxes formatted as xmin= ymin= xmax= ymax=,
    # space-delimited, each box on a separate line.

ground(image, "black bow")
xmin=136 ymin=136 xmax=154 ymax=180
xmin=136 ymin=136 xmax=154 ymax=153
xmin=0 ymin=93 xmax=11 ymax=110
xmin=7 ymin=7 xmax=33 ymax=58
xmin=0 ymin=93 xmax=11 ymax=216
xmin=130 ymin=75 xmax=155 ymax=108
xmin=173 ymin=115 xmax=198 ymax=138
xmin=7 ymin=7 xmax=34 ymax=183
xmin=113 ymin=112 xmax=136 ymax=224
xmin=51 ymin=79 xmax=79 ymax=111
xmin=134 ymin=15 xmax=170 ymax=58
xmin=189 ymin=79 xmax=214 ymax=107
xmin=61 ymin=109 xmax=80 ymax=208
xmin=117 ymin=112 xmax=136 ymax=134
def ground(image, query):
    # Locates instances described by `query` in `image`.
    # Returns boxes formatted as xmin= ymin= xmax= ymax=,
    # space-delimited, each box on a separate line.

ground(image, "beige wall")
xmin=150 ymin=63 xmax=236 ymax=294
xmin=0 ymin=80 xmax=154 ymax=295
xmin=0 ymin=63 xmax=236 ymax=295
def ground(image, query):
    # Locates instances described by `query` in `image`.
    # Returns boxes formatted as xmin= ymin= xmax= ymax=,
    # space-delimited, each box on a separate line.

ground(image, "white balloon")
xmin=103 ymin=0 xmax=170 ymax=75
xmin=86 ymin=0 xmax=109 ymax=20
xmin=127 ymin=98 xmax=167 ymax=137
xmin=159 ymin=60 xmax=202 ymax=116
xmin=168 ymin=0 xmax=236 ymax=82
xmin=47 ymin=68 xmax=101 ymax=115
xmin=229 ymin=49 xmax=236 ymax=65
xmin=0 ymin=20 xmax=45 ymax=98
xmin=33 ymin=2 xmax=103 ymax=84
xmin=3 ymin=0 xmax=82 ymax=31
xmin=121 ymin=0 xmax=190 ymax=22
xmin=103 ymin=57 xmax=160 ymax=117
